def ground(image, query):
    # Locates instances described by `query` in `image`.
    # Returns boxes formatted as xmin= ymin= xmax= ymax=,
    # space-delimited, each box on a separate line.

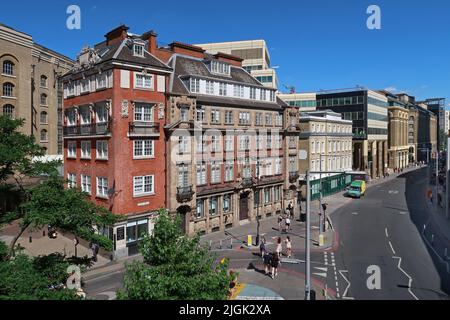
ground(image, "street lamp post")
xmin=255 ymin=177 xmax=261 ymax=246
xmin=305 ymin=170 xmax=311 ymax=300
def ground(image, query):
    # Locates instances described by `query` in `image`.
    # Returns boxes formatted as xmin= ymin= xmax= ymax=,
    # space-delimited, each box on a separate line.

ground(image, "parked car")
xmin=346 ymin=180 xmax=366 ymax=198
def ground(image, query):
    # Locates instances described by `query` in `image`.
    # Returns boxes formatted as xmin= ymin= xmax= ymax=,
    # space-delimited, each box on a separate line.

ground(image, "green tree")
xmin=0 ymin=249 xmax=83 ymax=300
xmin=0 ymin=115 xmax=118 ymax=257
xmin=118 ymin=210 xmax=233 ymax=300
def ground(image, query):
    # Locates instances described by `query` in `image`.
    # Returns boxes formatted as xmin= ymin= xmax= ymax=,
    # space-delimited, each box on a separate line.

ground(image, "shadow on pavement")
xmin=402 ymin=168 xmax=450 ymax=298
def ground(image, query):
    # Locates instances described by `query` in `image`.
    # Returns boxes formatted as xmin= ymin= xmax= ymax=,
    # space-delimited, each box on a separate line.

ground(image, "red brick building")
xmin=61 ymin=25 xmax=172 ymax=257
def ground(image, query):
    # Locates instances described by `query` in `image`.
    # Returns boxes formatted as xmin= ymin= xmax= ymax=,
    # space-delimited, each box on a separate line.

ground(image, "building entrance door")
xmin=239 ymin=194 xmax=249 ymax=221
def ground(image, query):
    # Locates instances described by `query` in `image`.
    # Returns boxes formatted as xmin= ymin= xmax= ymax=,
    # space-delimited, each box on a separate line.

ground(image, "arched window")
xmin=40 ymin=75 xmax=48 ymax=88
xmin=2 ymin=61 xmax=14 ymax=76
xmin=40 ymin=111 xmax=48 ymax=124
xmin=2 ymin=82 xmax=14 ymax=97
xmin=40 ymin=93 xmax=47 ymax=105
xmin=40 ymin=129 xmax=48 ymax=142
xmin=2 ymin=104 xmax=14 ymax=117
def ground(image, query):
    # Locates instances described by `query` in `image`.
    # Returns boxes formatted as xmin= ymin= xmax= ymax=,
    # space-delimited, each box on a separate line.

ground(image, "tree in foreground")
xmin=0 ymin=115 xmax=117 ymax=257
xmin=118 ymin=210 xmax=233 ymax=300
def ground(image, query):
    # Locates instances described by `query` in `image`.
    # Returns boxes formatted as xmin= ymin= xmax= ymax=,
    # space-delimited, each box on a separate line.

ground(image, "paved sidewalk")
xmin=232 ymin=266 xmax=335 ymax=300
xmin=0 ymin=222 xmax=110 ymax=268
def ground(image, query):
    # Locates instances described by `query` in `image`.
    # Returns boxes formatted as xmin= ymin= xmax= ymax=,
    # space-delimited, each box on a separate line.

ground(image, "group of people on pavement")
xmin=278 ymin=202 xmax=294 ymax=232
xmin=259 ymin=236 xmax=293 ymax=279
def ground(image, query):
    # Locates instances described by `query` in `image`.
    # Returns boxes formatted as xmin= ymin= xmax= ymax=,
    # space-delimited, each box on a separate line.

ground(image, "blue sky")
xmin=1 ymin=0 xmax=449 ymax=105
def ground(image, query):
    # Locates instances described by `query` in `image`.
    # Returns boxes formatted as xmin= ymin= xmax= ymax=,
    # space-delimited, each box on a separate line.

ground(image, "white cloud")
xmin=384 ymin=86 xmax=398 ymax=92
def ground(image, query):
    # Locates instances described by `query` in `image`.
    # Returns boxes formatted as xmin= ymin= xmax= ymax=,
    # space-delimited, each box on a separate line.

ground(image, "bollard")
xmin=43 ymin=230 xmax=45 ymax=237
xmin=247 ymin=235 xmax=252 ymax=247
xmin=29 ymin=236 xmax=32 ymax=243
xmin=219 ymin=240 xmax=222 ymax=250
xmin=431 ymin=234 xmax=435 ymax=246
xmin=209 ymin=240 xmax=212 ymax=250
xmin=423 ymin=224 xmax=426 ymax=235
xmin=319 ymin=234 xmax=325 ymax=247
xmin=230 ymin=238 xmax=233 ymax=249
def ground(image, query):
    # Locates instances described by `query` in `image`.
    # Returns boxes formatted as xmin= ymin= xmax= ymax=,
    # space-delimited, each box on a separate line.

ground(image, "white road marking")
xmin=398 ymin=211 xmax=408 ymax=215
xmin=389 ymin=190 xmax=399 ymax=194
xmin=313 ymin=272 xmax=328 ymax=278
xmin=351 ymin=212 xmax=359 ymax=215
xmin=315 ymin=267 xmax=328 ymax=272
xmin=389 ymin=241 xmax=396 ymax=255
xmin=385 ymin=228 xmax=389 ymax=238
xmin=339 ymin=270 xmax=354 ymax=299
xmin=392 ymin=256 xmax=419 ymax=300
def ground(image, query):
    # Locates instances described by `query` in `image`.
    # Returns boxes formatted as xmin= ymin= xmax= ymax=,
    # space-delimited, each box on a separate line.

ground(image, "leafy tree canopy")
xmin=118 ymin=210 xmax=232 ymax=300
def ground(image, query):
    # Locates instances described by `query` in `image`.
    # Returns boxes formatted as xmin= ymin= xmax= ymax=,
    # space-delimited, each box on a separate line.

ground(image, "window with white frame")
xmin=134 ymin=104 xmax=153 ymax=122
xmin=267 ymin=135 xmax=272 ymax=149
xmin=177 ymin=107 xmax=188 ymax=122
xmin=40 ymin=75 xmax=48 ymax=88
xmin=219 ymin=83 xmax=227 ymax=96
xmin=96 ymin=140 xmax=108 ymax=159
xmin=209 ymin=196 xmax=218 ymax=215
xmin=81 ymin=175 xmax=91 ymax=194
xmin=275 ymin=113 xmax=283 ymax=126
xmin=275 ymin=158 xmax=282 ymax=175
xmin=133 ymin=140 xmax=154 ymax=158
xmin=289 ymin=156 xmax=296 ymax=172
xmin=196 ymin=199 xmax=205 ymax=218
xmin=223 ymin=194 xmax=232 ymax=213
xmin=196 ymin=107 xmax=205 ymax=123
xmin=225 ymin=135 xmax=234 ymax=152
xmin=256 ymin=113 xmax=263 ymax=126
xmin=196 ymin=162 xmax=207 ymax=185
xmin=3 ymin=82 xmax=14 ymax=97
xmin=206 ymin=80 xmax=214 ymax=95
xmin=239 ymin=135 xmax=250 ymax=151
xmin=270 ymin=90 xmax=275 ymax=102
xmin=178 ymin=136 xmax=189 ymax=154
xmin=211 ymin=162 xmax=221 ymax=183
xmin=211 ymin=109 xmax=220 ymax=124
xmin=2 ymin=61 xmax=14 ymax=75
xmin=190 ymin=78 xmax=200 ymax=93
xmin=225 ymin=110 xmax=233 ymax=124
xmin=133 ymin=175 xmax=154 ymax=196
xmin=256 ymin=135 xmax=262 ymax=150
xmin=274 ymin=186 xmax=281 ymax=202
xmin=250 ymin=87 xmax=256 ymax=100
xmin=96 ymin=73 xmax=107 ymax=89
xmin=265 ymin=159 xmax=273 ymax=176
xmin=276 ymin=134 xmax=282 ymax=149
xmin=96 ymin=105 xmax=108 ymax=123
xmin=67 ymin=173 xmax=76 ymax=188
xmin=80 ymin=107 xmax=91 ymax=124
xmin=260 ymin=89 xmax=266 ymax=101
xmin=264 ymin=187 xmax=271 ymax=203
xmin=225 ymin=161 xmax=234 ymax=182
xmin=81 ymin=78 xmax=90 ymax=93
xmin=196 ymin=135 xmax=205 ymax=153
xmin=81 ymin=141 xmax=91 ymax=159
xmin=256 ymin=160 xmax=263 ymax=178
xmin=67 ymin=141 xmax=77 ymax=158
xmin=135 ymin=73 xmax=153 ymax=89
xmin=40 ymin=129 xmax=48 ymax=142
xmin=239 ymin=112 xmax=250 ymax=125
xmin=211 ymin=61 xmax=230 ymax=75
xmin=177 ymin=164 xmax=189 ymax=188
xmin=210 ymin=135 xmax=220 ymax=152
xmin=233 ymin=84 xmax=244 ymax=98
xmin=133 ymin=44 xmax=144 ymax=57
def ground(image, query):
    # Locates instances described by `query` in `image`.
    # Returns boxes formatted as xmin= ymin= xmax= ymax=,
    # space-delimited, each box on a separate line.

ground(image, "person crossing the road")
xmin=271 ymin=252 xmax=280 ymax=279
xmin=285 ymin=236 xmax=292 ymax=258
xmin=276 ymin=237 xmax=283 ymax=259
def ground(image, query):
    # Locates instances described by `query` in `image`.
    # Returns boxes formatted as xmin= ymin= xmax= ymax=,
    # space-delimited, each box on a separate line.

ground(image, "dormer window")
xmin=133 ymin=44 xmax=144 ymax=57
xmin=211 ymin=60 xmax=230 ymax=75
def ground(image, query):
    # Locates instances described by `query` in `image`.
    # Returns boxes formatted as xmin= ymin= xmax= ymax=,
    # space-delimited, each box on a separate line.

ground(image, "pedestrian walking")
xmin=276 ymin=237 xmax=283 ymax=259
xmin=264 ymin=252 xmax=272 ymax=276
xmin=287 ymin=202 xmax=294 ymax=219
xmin=285 ymin=236 xmax=292 ymax=258
xmin=278 ymin=214 xmax=283 ymax=231
xmin=91 ymin=242 xmax=99 ymax=262
xmin=259 ymin=237 xmax=266 ymax=259
xmin=271 ymin=252 xmax=280 ymax=279
xmin=285 ymin=216 xmax=291 ymax=231
xmin=427 ymin=189 xmax=433 ymax=204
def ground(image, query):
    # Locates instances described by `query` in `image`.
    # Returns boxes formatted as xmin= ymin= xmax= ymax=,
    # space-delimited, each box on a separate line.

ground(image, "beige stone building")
xmin=297 ymin=110 xmax=353 ymax=199
xmin=0 ymin=24 xmax=73 ymax=155
xmin=159 ymin=42 xmax=293 ymax=235
xmin=387 ymin=104 xmax=410 ymax=169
